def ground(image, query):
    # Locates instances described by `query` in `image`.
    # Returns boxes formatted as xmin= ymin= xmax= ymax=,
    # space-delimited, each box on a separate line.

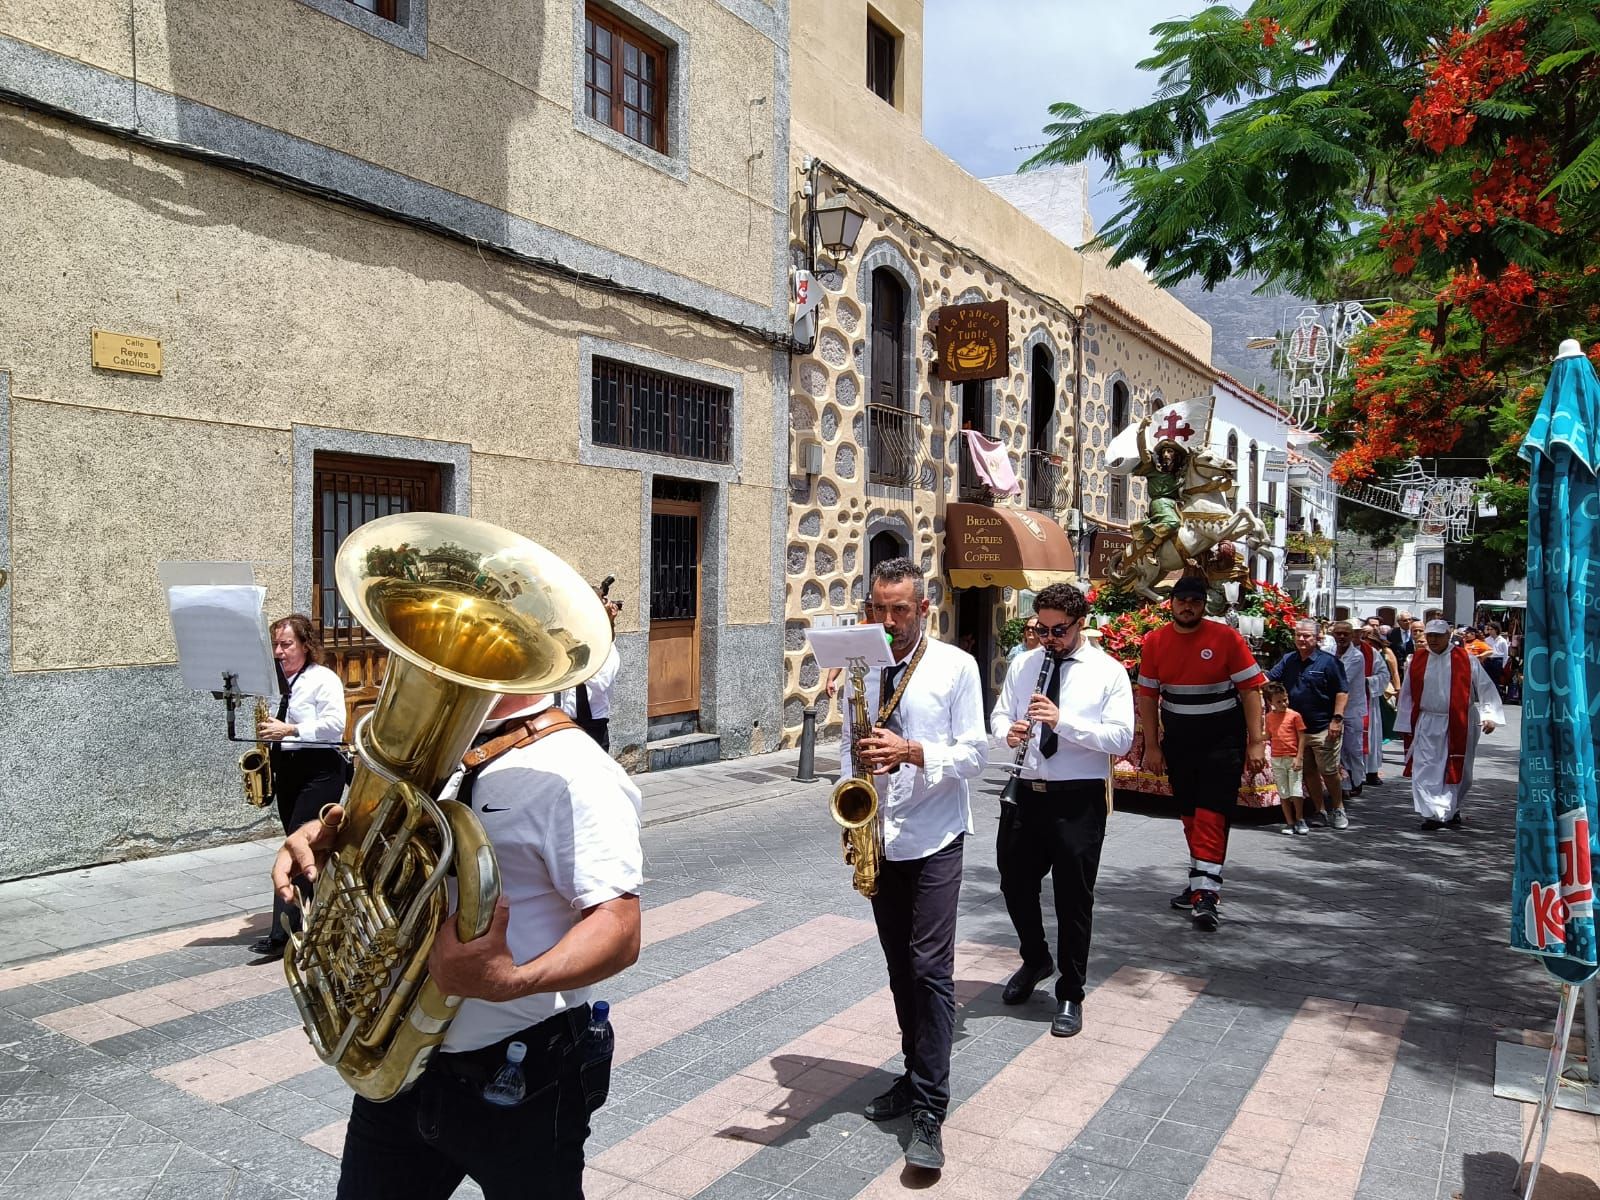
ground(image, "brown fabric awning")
xmin=945 ymin=503 xmax=1077 ymax=590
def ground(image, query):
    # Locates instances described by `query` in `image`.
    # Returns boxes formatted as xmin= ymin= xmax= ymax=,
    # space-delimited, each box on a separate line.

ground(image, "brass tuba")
xmin=239 ymin=698 xmax=274 ymax=808
xmin=830 ymin=662 xmax=882 ymax=899
xmin=282 ymin=512 xmax=612 ymax=1102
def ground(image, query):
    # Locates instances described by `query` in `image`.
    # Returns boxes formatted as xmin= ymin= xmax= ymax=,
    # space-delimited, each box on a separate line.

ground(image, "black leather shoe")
xmin=904 ymin=1109 xmax=945 ymax=1170
xmin=1001 ymin=960 xmax=1053 ymax=1005
xmin=1419 ymin=818 xmax=1446 ymax=831
xmin=1051 ymin=1000 xmax=1083 ymax=1038
xmin=249 ymin=937 xmax=285 ymax=961
xmin=865 ymin=1076 xmax=912 ymax=1122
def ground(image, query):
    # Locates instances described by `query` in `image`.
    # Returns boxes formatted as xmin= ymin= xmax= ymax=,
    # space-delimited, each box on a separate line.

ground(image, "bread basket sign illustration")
xmin=935 ymin=300 xmax=1009 ymax=382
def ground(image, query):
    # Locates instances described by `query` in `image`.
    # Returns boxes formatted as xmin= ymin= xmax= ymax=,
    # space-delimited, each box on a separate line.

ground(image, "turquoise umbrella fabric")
xmin=1512 ymin=342 xmax=1600 ymax=984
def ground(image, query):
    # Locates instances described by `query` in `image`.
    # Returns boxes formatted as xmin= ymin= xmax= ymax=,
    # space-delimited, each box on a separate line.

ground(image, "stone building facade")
xmin=0 ymin=0 xmax=791 ymax=878
xmin=782 ymin=0 xmax=1220 ymax=744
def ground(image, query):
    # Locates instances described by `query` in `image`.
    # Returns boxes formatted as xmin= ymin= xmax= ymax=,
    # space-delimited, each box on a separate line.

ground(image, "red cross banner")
xmin=1102 ymin=396 xmax=1214 ymax=476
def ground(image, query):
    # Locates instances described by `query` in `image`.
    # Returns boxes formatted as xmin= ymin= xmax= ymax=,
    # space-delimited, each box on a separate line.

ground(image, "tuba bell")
xmin=830 ymin=662 xmax=882 ymax=899
xmin=282 ymin=512 xmax=612 ymax=1102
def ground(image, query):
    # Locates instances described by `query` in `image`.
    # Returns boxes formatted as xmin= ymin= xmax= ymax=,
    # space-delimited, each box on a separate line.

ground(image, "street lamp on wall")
xmin=811 ymin=194 xmax=866 ymax=263
xmin=793 ymin=159 xmax=867 ymax=352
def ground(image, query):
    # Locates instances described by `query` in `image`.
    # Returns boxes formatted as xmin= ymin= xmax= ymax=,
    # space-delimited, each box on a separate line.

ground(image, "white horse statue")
xmin=1101 ymin=402 xmax=1275 ymax=603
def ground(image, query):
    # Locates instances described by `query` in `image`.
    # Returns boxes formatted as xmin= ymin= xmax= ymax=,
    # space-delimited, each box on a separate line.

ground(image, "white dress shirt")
xmin=439 ymin=697 xmax=644 ymax=1050
xmin=840 ymin=635 xmax=987 ymax=861
xmin=990 ymin=643 xmax=1135 ymax=782
xmin=277 ymin=663 xmax=347 ymax=750
xmin=558 ymin=644 xmax=621 ymax=720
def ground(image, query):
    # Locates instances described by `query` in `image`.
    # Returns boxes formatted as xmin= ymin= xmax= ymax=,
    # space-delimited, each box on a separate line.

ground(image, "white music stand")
xmin=160 ymin=562 xmax=279 ymax=744
xmin=806 ymin=624 xmax=894 ymax=677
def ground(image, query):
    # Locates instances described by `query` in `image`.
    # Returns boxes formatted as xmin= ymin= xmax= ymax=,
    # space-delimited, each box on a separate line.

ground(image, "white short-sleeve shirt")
xmin=440 ymin=700 xmax=643 ymax=1051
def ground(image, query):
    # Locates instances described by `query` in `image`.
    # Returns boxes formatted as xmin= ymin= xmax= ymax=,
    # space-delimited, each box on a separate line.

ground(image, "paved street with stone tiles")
xmin=2 ymin=709 xmax=1597 ymax=1200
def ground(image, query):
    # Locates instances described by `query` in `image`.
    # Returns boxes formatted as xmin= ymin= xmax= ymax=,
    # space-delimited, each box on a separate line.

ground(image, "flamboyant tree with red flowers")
xmin=1028 ymin=0 xmax=1600 ymax=586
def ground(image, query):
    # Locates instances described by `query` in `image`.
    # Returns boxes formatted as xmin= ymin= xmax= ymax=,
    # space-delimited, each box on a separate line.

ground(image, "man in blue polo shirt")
xmin=1267 ymin=618 xmax=1350 ymax=830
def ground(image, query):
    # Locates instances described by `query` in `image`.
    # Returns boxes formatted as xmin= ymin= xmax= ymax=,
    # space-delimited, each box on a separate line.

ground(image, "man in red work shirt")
xmin=1137 ymin=575 xmax=1269 ymax=932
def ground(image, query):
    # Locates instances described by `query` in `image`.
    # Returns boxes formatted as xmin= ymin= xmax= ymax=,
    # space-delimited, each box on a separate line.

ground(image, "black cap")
xmin=1170 ymin=576 xmax=1207 ymax=601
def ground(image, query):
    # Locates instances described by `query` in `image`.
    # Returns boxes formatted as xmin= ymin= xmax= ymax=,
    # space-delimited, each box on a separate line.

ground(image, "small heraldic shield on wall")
xmin=934 ymin=301 xmax=1008 ymax=381
xmin=91 ymin=329 xmax=163 ymax=376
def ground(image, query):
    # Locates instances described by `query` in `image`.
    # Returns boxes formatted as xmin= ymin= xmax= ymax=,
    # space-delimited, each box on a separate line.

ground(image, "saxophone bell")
xmin=239 ymin=698 xmax=274 ymax=808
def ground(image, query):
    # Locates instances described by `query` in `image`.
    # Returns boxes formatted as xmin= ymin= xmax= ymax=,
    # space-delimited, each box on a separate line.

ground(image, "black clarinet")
xmin=1000 ymin=649 xmax=1061 ymax=805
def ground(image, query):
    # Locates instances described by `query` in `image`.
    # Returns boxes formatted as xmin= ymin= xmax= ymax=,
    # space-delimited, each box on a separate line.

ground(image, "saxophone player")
xmin=846 ymin=558 xmax=986 ymax=1173
xmin=251 ymin=615 xmax=347 ymax=962
xmin=272 ymin=686 xmax=643 ymax=1200
xmin=989 ymin=583 xmax=1133 ymax=1038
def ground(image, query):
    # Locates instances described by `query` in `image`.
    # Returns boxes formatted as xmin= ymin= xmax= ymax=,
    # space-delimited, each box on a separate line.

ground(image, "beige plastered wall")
xmin=0 ymin=110 xmax=777 ymax=672
xmin=3 ymin=0 xmax=780 ymax=308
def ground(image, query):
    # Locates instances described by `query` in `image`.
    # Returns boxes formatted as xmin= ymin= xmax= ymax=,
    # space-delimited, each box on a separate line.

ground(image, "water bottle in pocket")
xmin=481 ymin=1040 xmax=528 ymax=1108
xmin=580 ymin=1001 xmax=614 ymax=1112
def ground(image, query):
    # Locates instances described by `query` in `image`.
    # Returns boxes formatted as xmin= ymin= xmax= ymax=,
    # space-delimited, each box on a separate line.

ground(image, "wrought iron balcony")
xmin=866 ymin=403 xmax=918 ymax=487
xmin=1026 ymin=450 xmax=1064 ymax=512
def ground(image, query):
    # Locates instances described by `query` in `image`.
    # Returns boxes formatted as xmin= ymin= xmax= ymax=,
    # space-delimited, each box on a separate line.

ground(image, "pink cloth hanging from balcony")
xmin=960 ymin=430 xmax=1020 ymax=495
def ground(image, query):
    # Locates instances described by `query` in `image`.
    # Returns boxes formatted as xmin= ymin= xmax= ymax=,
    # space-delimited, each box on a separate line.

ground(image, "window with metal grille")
xmin=591 ymin=358 xmax=732 ymax=462
xmin=585 ymin=6 xmax=668 ymax=153
xmin=867 ymin=17 xmax=897 ymax=104
xmin=650 ymin=510 xmax=699 ymax=622
xmin=312 ymin=452 xmax=442 ymax=646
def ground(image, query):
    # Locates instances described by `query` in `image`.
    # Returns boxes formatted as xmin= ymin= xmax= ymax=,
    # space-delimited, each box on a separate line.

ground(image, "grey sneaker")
xmin=1293 ymin=820 xmax=1311 ymax=836
xmin=1280 ymin=824 xmax=1295 ymax=836
xmin=1330 ymin=808 xmax=1350 ymax=830
xmin=1307 ymin=811 xmax=1329 ymax=828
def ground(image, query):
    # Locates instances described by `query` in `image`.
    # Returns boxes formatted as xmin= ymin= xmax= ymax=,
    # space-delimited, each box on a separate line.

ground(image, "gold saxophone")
xmin=239 ymin=699 xmax=274 ymax=808
xmin=830 ymin=662 xmax=882 ymax=899
xmin=282 ymin=512 xmax=613 ymax=1102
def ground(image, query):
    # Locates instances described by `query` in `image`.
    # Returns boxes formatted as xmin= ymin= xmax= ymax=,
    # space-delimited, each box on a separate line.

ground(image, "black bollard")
xmin=795 ymin=705 xmax=819 ymax=782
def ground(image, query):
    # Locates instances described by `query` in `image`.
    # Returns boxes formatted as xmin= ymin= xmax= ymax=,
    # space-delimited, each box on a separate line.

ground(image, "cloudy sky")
xmin=922 ymin=0 xmax=1191 ymax=230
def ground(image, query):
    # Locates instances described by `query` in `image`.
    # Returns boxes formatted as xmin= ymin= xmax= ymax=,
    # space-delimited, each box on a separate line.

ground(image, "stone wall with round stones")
xmin=781 ymin=191 xmax=1217 ymax=748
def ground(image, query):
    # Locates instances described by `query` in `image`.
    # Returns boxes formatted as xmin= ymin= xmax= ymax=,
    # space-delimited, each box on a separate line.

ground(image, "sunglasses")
xmin=1038 ymin=620 xmax=1081 ymax=639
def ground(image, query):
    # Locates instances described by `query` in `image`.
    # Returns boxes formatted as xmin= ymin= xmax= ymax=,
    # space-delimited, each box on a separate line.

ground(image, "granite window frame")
xmin=292 ymin=0 xmax=428 ymax=57
xmin=572 ymin=0 xmax=690 ymax=183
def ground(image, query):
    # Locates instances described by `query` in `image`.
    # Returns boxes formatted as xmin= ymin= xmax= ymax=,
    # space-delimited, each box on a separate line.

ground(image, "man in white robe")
xmin=1395 ymin=619 xmax=1504 ymax=829
xmin=1330 ymin=623 xmax=1372 ymax=796
xmin=1362 ymin=626 xmax=1391 ymax=781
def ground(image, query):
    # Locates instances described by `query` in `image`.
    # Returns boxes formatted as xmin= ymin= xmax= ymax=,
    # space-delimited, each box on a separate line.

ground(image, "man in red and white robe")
xmin=1395 ymin=619 xmax=1504 ymax=829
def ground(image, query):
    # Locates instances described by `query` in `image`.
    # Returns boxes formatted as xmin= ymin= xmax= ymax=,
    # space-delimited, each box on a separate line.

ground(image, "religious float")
xmin=1088 ymin=396 xmax=1308 ymax=809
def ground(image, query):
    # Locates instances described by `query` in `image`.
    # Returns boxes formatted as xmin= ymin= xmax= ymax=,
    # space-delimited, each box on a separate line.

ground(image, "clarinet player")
xmin=989 ymin=583 xmax=1133 ymax=1036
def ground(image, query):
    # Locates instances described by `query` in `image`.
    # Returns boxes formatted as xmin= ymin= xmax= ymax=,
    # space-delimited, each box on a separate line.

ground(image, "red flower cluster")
xmin=1382 ymin=138 xmax=1560 ymax=275
xmin=1241 ymin=17 xmax=1282 ymax=48
xmin=1404 ymin=21 xmax=1528 ymax=153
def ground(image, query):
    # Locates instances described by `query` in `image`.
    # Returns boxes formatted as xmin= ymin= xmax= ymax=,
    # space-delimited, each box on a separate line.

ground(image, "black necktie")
xmin=880 ymin=663 xmax=906 ymax=735
xmin=1039 ymin=656 xmax=1061 ymax=759
xmin=574 ymin=683 xmax=593 ymax=725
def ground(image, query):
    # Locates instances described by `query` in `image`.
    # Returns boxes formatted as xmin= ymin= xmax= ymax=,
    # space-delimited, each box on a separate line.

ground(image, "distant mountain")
xmin=1164 ymin=273 xmax=1305 ymax=396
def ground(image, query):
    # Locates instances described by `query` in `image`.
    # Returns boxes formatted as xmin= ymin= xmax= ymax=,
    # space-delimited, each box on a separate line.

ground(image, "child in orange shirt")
xmin=1266 ymin=682 xmax=1309 ymax=835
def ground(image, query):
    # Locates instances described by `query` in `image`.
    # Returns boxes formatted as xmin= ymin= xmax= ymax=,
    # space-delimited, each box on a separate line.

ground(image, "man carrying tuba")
xmin=844 ymin=557 xmax=987 ymax=1174
xmin=273 ymin=685 xmax=643 ymax=1199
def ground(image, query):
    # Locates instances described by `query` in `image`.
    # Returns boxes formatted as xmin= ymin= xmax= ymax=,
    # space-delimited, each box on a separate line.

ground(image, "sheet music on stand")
xmin=159 ymin=562 xmax=279 ymax=701
xmin=805 ymin=625 xmax=894 ymax=676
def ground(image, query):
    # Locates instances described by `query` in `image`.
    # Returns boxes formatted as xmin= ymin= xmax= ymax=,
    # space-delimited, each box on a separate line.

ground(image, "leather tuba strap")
xmin=461 ymin=709 xmax=581 ymax=772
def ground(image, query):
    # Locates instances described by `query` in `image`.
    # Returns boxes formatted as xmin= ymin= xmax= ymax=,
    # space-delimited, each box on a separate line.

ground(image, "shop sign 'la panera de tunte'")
xmin=934 ymin=300 xmax=1008 ymax=382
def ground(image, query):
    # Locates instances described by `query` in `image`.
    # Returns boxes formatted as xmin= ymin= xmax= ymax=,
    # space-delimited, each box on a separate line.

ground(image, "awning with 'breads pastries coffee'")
xmin=944 ymin=503 xmax=1077 ymax=590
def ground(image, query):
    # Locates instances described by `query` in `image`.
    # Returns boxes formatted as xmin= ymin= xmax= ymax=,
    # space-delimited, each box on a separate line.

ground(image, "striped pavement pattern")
xmin=0 ymin=889 xmax=1451 ymax=1200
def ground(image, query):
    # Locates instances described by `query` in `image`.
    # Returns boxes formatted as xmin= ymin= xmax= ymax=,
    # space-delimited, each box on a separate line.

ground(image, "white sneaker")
xmin=1330 ymin=808 xmax=1350 ymax=830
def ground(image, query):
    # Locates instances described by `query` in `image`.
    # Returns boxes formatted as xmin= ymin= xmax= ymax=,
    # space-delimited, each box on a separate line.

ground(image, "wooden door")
xmin=647 ymin=496 xmax=701 ymax=718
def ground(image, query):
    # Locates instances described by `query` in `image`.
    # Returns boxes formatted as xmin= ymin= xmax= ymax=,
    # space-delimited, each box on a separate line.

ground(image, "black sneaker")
xmin=1169 ymin=889 xmax=1196 ymax=911
xmin=865 ymin=1076 xmax=912 ymax=1122
xmin=905 ymin=1109 xmax=945 ymax=1170
xmin=1192 ymin=891 xmax=1220 ymax=932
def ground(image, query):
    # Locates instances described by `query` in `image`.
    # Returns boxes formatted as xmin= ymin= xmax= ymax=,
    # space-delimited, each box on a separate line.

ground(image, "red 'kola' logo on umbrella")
xmin=1526 ymin=811 xmax=1593 ymax=949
